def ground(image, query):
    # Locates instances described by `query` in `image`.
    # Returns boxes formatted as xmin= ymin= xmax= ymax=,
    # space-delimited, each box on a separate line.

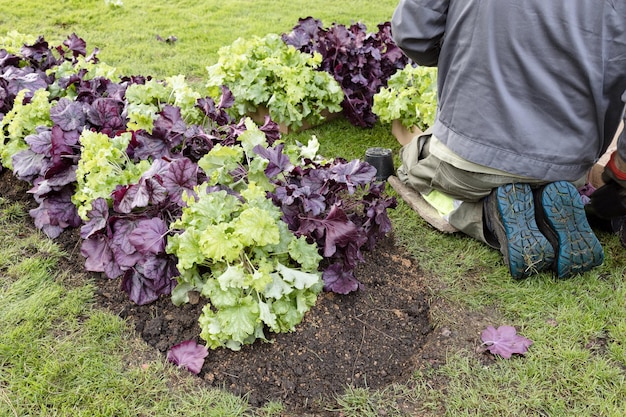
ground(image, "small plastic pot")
xmin=365 ymin=147 xmax=394 ymax=181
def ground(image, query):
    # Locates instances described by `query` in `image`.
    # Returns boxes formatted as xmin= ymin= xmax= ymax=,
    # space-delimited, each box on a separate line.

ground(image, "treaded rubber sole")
xmin=537 ymin=181 xmax=604 ymax=278
xmin=489 ymin=183 xmax=555 ymax=279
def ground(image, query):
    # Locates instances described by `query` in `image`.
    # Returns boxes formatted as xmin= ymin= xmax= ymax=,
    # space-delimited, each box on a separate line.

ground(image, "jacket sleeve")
xmin=391 ymin=0 xmax=448 ymax=67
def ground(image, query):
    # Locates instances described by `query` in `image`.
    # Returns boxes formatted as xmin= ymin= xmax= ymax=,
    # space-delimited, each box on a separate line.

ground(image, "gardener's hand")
xmin=602 ymin=151 xmax=626 ymax=188
xmin=588 ymin=152 xmax=626 ymax=220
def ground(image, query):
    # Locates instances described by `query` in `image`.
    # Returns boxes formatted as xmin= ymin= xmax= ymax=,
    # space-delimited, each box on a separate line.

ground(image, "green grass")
xmin=0 ymin=198 xmax=252 ymax=416
xmin=2 ymin=1 xmax=626 ymax=416
xmin=0 ymin=0 xmax=399 ymax=81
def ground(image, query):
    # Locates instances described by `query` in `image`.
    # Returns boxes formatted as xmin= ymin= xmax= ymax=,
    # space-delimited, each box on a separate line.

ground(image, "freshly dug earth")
xmin=1 ymin=169 xmax=496 ymax=415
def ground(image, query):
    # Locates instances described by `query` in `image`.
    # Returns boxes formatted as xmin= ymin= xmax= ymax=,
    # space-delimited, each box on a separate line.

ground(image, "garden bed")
xmin=0 ymin=169 xmax=498 ymax=415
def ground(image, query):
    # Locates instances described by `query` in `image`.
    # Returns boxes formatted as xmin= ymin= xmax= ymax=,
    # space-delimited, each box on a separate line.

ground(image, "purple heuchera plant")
xmin=12 ymin=71 xmax=131 ymax=239
xmin=259 ymin=144 xmax=397 ymax=294
xmin=282 ymin=17 xmax=410 ymax=127
xmin=167 ymin=340 xmax=208 ymax=375
xmin=79 ymin=158 xmax=194 ymax=305
xmin=481 ymin=325 xmax=533 ymax=359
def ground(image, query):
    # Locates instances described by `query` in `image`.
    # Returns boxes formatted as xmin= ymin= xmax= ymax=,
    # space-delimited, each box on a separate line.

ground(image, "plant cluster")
xmin=1 ymin=32 xmax=397 ymax=349
xmin=282 ymin=17 xmax=410 ymax=127
xmin=372 ymin=63 xmax=438 ymax=131
xmin=205 ymin=34 xmax=344 ymax=131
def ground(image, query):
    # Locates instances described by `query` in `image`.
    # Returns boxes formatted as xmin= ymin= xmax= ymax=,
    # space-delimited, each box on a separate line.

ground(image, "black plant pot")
xmin=365 ymin=147 xmax=394 ymax=181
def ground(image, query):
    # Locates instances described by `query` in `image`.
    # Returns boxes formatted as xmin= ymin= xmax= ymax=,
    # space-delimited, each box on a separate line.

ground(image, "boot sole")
xmin=535 ymin=181 xmax=604 ymax=278
xmin=490 ymin=183 xmax=555 ymax=279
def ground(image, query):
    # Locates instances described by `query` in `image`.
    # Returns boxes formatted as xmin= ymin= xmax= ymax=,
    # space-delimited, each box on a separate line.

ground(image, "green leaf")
xmin=238 ymin=118 xmax=268 ymax=155
xmin=276 ymin=262 xmax=321 ymax=290
xmin=205 ymin=33 xmax=343 ymax=130
xmin=233 ymin=206 xmax=280 ymax=247
xmin=202 ymin=279 xmax=242 ymax=309
xmin=198 ymin=144 xmax=244 ymax=186
xmin=248 ymin=264 xmax=274 ymax=293
xmin=73 ymin=130 xmax=150 ymax=219
xmin=199 ymin=222 xmax=243 ymax=263
xmin=168 ymin=229 xmax=205 ymax=271
xmin=180 ymin=187 xmax=240 ymax=229
xmin=216 ymin=264 xmax=247 ymax=289
xmin=264 ymin=272 xmax=295 ymax=300
xmin=216 ymin=296 xmax=260 ymax=344
xmin=258 ymin=300 xmax=279 ymax=331
xmin=288 ymin=235 xmax=323 ymax=272
xmin=272 ymin=297 xmax=304 ymax=331
xmin=171 ymin=282 xmax=193 ymax=306
xmin=372 ymin=64 xmax=438 ymax=130
xmin=0 ymin=89 xmax=52 ymax=170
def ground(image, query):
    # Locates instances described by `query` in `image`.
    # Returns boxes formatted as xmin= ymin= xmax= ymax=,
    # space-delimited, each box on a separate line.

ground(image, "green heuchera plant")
xmin=50 ymin=56 xmax=119 ymax=100
xmin=205 ymin=33 xmax=344 ymax=130
xmin=0 ymin=31 xmax=37 ymax=54
xmin=372 ymin=64 xmax=438 ymax=131
xmin=0 ymin=88 xmax=52 ymax=170
xmin=125 ymin=75 xmax=204 ymax=132
xmin=166 ymin=121 xmax=323 ymax=350
xmin=73 ymin=130 xmax=150 ymax=219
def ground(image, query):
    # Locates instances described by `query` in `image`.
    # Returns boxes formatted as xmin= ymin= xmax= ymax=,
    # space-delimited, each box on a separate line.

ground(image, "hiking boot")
xmin=484 ymin=183 xmax=556 ymax=279
xmin=534 ymin=181 xmax=604 ymax=278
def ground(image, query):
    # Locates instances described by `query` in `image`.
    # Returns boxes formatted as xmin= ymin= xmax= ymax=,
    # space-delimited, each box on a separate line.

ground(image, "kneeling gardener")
xmin=391 ymin=0 xmax=626 ymax=279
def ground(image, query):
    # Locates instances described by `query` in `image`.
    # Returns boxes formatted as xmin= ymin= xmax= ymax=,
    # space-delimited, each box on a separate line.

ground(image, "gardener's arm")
xmin=391 ymin=0 xmax=448 ymax=67
xmin=604 ymin=92 xmax=626 ymax=181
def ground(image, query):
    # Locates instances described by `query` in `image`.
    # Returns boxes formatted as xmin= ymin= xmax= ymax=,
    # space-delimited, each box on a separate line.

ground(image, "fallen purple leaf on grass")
xmin=480 ymin=325 xmax=533 ymax=359
xmin=167 ymin=340 xmax=209 ymax=374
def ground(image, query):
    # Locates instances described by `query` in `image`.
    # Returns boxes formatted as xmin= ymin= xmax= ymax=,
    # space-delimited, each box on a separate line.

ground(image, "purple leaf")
xmin=181 ymin=126 xmax=217 ymax=161
xmin=160 ymin=157 xmax=198 ymax=206
xmin=12 ymin=149 xmax=46 ymax=182
xmin=47 ymin=125 xmax=80 ymax=178
xmin=143 ymin=255 xmax=179 ymax=281
xmin=578 ymin=183 xmax=596 ymax=205
xmin=112 ymin=177 xmax=167 ymax=213
xmin=481 ymin=325 xmax=533 ymax=359
xmin=6 ymin=68 xmax=50 ymax=97
xmin=329 ymin=159 xmax=377 ymax=193
xmin=63 ymin=33 xmax=87 ymax=59
xmin=41 ymin=164 xmax=77 ymax=188
xmin=196 ymin=86 xmax=234 ymax=125
xmin=167 ymin=340 xmax=209 ymax=374
xmin=120 ymin=267 xmax=173 ymax=305
xmin=134 ymin=105 xmax=187 ymax=160
xmin=253 ymin=143 xmax=293 ymax=178
xmin=283 ymin=19 xmax=409 ymax=128
xmin=128 ymin=218 xmax=168 ymax=254
xmin=80 ymin=198 xmax=110 ymax=239
xmin=110 ymin=219 xmax=144 ymax=269
xmin=21 ymin=36 xmax=60 ymax=70
xmin=0 ymin=49 xmax=21 ymax=68
xmin=322 ymin=263 xmax=363 ymax=294
xmin=299 ymin=204 xmax=363 ymax=258
xmin=28 ymin=187 xmax=81 ymax=238
xmin=86 ymin=97 xmax=126 ymax=133
xmin=50 ymin=98 xmax=86 ymax=131
xmin=80 ymin=234 xmax=123 ymax=279
xmin=25 ymin=126 xmax=53 ymax=155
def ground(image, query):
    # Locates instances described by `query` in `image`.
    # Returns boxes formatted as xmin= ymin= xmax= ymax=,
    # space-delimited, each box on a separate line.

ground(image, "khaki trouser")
xmin=397 ymin=131 xmax=570 ymax=245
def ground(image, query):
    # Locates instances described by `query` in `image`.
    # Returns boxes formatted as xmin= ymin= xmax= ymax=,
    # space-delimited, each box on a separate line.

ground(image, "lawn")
xmin=1 ymin=1 xmax=626 ymax=416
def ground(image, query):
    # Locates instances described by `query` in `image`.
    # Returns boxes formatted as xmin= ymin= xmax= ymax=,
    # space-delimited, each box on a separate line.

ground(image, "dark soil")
xmin=1 ymin=168 xmax=497 ymax=416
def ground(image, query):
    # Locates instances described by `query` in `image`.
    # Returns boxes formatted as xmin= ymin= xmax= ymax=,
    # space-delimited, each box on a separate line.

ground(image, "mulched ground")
xmin=1 ymin=168 xmax=497 ymax=416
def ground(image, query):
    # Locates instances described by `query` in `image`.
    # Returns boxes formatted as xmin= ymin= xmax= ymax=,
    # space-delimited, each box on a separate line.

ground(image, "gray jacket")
xmin=392 ymin=0 xmax=626 ymax=182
